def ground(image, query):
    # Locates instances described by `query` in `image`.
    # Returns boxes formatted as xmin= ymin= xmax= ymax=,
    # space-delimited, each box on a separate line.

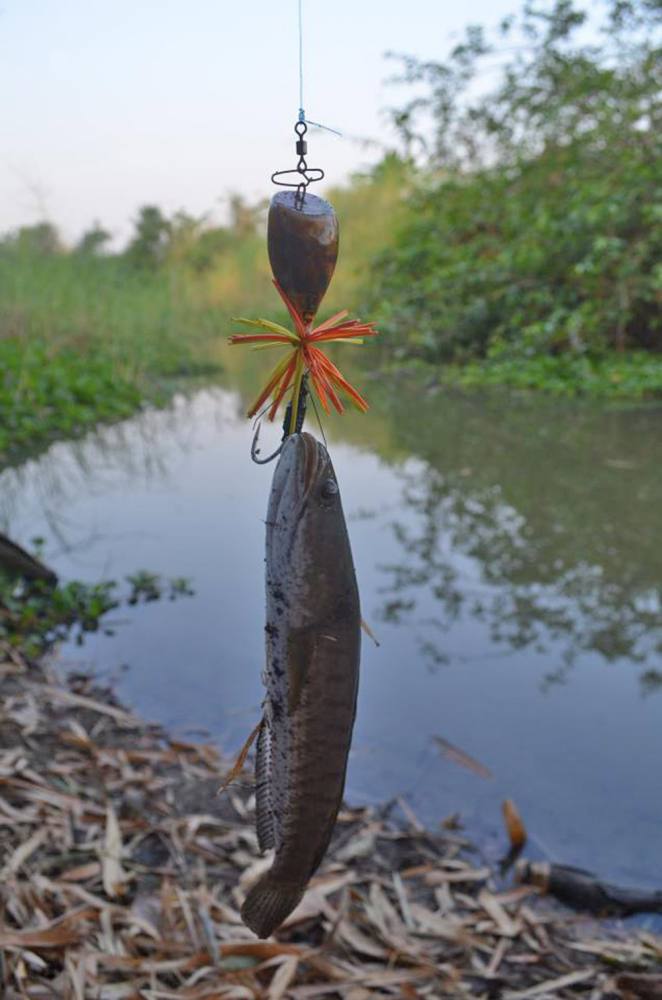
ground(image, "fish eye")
xmin=321 ymin=478 xmax=338 ymax=500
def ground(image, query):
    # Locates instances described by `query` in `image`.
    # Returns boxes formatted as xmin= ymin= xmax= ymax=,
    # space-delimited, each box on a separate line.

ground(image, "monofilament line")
xmin=298 ymin=0 xmax=305 ymax=120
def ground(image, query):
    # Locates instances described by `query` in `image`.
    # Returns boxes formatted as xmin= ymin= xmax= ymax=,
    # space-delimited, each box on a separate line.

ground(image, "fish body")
xmin=242 ymin=432 xmax=361 ymax=938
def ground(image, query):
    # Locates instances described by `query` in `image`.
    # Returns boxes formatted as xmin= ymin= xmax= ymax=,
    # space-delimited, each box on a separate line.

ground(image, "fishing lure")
xmin=229 ymin=121 xmax=377 ymax=440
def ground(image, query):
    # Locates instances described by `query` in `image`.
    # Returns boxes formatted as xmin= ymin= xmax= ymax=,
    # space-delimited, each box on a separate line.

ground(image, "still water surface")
xmin=1 ymin=377 xmax=661 ymax=891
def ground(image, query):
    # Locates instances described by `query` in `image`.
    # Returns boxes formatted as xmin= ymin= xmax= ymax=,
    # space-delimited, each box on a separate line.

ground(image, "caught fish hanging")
xmin=226 ymin=5 xmax=376 ymax=938
xmin=242 ymin=432 xmax=361 ymax=938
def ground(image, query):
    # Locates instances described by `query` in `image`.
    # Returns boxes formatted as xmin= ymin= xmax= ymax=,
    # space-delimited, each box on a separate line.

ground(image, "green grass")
xmin=0 ymin=251 xmax=223 ymax=463
xmin=0 ymin=338 xmax=142 ymax=462
xmin=1 ymin=252 xmax=221 ymax=375
xmin=0 ymin=160 xmax=408 ymax=464
xmin=2 ymin=146 xmax=660 ymax=469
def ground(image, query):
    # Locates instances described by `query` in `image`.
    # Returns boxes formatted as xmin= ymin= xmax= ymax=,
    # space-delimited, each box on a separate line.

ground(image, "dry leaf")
xmin=0 ymin=907 xmax=97 ymax=948
xmin=1 ymin=633 xmax=656 ymax=1000
xmin=218 ymin=720 xmax=261 ymax=794
xmin=478 ymin=890 xmax=520 ymax=937
xmin=101 ymin=803 xmax=129 ymax=898
xmin=268 ymin=955 xmax=299 ymax=1000
xmin=502 ymin=799 xmax=527 ymax=850
xmin=433 ymin=735 xmax=493 ymax=779
xmin=2 ymin=827 xmax=48 ymax=876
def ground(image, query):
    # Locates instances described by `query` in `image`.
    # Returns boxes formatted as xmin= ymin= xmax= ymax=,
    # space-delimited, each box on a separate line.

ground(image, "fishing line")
xmin=308 ymin=390 xmax=328 ymax=451
xmin=298 ymin=0 xmax=304 ymax=120
xmin=296 ymin=0 xmax=341 ymax=135
xmin=251 ymin=401 xmax=275 ymax=430
xmin=242 ymin=0 xmax=364 ymax=464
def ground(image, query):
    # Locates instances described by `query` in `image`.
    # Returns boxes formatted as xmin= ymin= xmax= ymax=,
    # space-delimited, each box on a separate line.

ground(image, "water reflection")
xmin=375 ymin=389 xmax=662 ymax=691
xmin=1 ymin=379 xmax=661 ymax=888
xmin=0 ymin=389 xmax=239 ymax=562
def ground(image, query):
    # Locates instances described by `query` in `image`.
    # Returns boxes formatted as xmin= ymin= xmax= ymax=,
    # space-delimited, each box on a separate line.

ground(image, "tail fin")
xmin=241 ymin=873 xmax=305 ymax=938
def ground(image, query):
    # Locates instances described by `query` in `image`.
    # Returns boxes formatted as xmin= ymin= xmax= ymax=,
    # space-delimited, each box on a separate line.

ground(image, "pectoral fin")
xmin=361 ymin=617 xmax=380 ymax=647
xmin=218 ymin=719 xmax=261 ymax=795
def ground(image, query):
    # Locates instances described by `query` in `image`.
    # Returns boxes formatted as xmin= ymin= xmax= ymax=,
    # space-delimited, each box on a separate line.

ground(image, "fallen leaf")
xmin=433 ymin=735 xmax=493 ymax=779
xmin=502 ymin=799 xmax=527 ymax=850
xmin=101 ymin=803 xmax=129 ymax=898
xmin=268 ymin=955 xmax=299 ymax=999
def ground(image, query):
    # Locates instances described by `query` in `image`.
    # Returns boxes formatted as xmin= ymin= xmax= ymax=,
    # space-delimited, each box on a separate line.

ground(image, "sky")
xmin=1 ymin=0 xmax=518 ymax=246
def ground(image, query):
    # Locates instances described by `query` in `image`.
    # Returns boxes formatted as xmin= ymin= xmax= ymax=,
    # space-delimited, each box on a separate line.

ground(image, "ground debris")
xmin=0 ymin=647 xmax=659 ymax=998
xmin=516 ymin=861 xmax=662 ymax=918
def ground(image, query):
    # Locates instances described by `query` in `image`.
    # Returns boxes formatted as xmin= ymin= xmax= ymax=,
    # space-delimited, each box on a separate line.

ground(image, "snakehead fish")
xmin=241 ymin=432 xmax=361 ymax=938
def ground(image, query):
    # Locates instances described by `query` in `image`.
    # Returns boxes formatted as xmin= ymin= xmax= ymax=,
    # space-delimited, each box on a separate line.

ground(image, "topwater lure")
xmin=229 ymin=120 xmax=377 ymax=442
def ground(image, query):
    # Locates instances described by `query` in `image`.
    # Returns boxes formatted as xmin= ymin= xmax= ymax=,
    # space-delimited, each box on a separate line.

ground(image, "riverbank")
xmin=0 ymin=638 xmax=659 ymax=998
xmin=4 ymin=340 xmax=662 ymax=472
xmin=443 ymin=354 xmax=662 ymax=401
xmin=3 ymin=255 xmax=661 ymax=468
xmin=0 ymin=252 xmax=221 ymax=466
xmin=378 ymin=354 xmax=662 ymax=402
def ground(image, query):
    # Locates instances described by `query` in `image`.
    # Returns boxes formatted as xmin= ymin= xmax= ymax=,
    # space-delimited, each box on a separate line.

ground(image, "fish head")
xmin=266 ymin=432 xmax=359 ymax=627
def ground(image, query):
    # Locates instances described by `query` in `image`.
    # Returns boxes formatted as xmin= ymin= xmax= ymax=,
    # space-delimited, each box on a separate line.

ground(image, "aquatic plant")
xmin=0 ymin=570 xmax=195 ymax=658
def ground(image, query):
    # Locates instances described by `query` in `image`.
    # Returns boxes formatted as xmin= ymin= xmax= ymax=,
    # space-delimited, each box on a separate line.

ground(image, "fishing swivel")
xmin=271 ymin=119 xmax=324 ymax=209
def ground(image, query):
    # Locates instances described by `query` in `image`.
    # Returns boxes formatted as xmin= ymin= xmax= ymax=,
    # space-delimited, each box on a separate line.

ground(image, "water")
xmin=2 ymin=378 xmax=661 ymax=895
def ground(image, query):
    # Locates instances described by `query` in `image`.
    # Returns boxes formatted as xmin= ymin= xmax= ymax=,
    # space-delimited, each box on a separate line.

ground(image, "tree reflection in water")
xmin=374 ymin=388 xmax=662 ymax=692
xmin=0 ymin=389 xmax=237 ymax=561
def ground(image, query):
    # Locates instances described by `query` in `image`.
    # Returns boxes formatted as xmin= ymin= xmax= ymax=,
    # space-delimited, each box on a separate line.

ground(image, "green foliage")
xmin=124 ymin=205 xmax=172 ymax=270
xmin=0 ymin=338 xmax=141 ymax=463
xmin=447 ymin=351 xmax=662 ymax=398
xmin=1 ymin=577 xmax=118 ymax=656
xmin=372 ymin=0 xmax=661 ymax=373
xmin=0 ymin=244 xmax=224 ymax=462
xmin=1 ymin=222 xmax=62 ymax=257
xmin=126 ymin=571 xmax=195 ymax=604
xmin=0 ymin=570 xmax=195 ymax=658
xmin=75 ymin=222 xmax=112 ymax=257
xmin=323 ymin=155 xmax=414 ymax=309
xmin=0 ymin=160 xmax=411 ymax=466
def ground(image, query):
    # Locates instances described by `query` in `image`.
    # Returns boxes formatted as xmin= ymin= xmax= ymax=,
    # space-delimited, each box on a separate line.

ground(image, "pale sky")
xmin=1 ymin=0 xmax=516 ymax=246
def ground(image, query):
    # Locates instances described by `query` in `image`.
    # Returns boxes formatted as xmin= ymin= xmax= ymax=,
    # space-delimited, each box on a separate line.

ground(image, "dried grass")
xmin=0 ymin=641 xmax=659 ymax=998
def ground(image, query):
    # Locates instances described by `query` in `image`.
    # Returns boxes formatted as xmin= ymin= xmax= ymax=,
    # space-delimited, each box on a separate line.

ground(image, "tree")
xmin=8 ymin=222 xmax=62 ymax=256
xmin=371 ymin=0 xmax=662 ymax=363
xmin=124 ymin=206 xmax=171 ymax=269
xmin=76 ymin=222 xmax=112 ymax=257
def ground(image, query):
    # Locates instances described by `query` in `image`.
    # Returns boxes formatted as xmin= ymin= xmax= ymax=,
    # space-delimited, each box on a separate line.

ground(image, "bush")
xmin=370 ymin=0 xmax=662 ymax=367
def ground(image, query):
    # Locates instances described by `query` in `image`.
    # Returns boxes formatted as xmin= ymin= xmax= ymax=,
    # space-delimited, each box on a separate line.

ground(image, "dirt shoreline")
xmin=0 ymin=642 xmax=659 ymax=998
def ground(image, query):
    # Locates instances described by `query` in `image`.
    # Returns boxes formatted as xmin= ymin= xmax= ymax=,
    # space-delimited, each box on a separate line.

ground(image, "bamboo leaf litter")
xmin=0 ymin=642 xmax=659 ymax=997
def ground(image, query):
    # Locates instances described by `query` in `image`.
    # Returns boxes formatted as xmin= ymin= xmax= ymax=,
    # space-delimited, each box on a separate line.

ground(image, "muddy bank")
xmin=0 ymin=643 xmax=659 ymax=998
